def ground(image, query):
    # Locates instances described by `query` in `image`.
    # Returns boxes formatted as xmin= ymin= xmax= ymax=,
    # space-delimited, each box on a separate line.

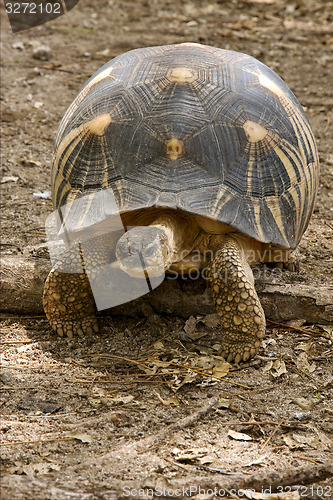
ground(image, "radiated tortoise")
xmin=43 ymin=43 xmax=319 ymax=363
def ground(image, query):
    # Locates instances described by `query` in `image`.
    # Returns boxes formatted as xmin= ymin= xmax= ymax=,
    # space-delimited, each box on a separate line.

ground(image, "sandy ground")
xmin=1 ymin=0 xmax=333 ymax=498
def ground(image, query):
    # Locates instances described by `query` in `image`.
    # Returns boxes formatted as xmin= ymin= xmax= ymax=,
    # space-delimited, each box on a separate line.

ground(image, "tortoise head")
xmin=115 ymin=226 xmax=172 ymax=278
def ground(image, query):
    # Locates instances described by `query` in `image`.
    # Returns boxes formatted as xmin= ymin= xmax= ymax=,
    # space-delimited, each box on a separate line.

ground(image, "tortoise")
xmin=43 ymin=43 xmax=319 ymax=363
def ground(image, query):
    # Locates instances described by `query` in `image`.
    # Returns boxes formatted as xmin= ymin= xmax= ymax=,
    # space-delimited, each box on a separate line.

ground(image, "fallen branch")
xmin=1 ymin=255 xmax=332 ymax=324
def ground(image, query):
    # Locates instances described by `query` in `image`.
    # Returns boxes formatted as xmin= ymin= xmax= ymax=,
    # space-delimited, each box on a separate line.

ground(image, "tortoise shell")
xmin=52 ymin=43 xmax=319 ymax=249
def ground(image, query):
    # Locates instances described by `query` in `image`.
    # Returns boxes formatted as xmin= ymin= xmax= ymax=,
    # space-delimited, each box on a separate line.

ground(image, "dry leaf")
xmin=68 ymin=432 xmax=93 ymax=443
xmin=287 ymin=319 xmax=306 ymax=328
xmin=316 ymin=431 xmax=333 ymax=450
xmin=173 ymin=371 xmax=198 ymax=390
xmin=173 ymin=448 xmax=210 ymax=463
xmin=263 ymin=360 xmax=287 ymax=377
xmin=296 ymin=352 xmax=316 ymax=374
xmin=6 ymin=462 xmax=61 ymax=476
xmin=201 ymin=313 xmax=220 ymax=328
xmin=244 ymin=455 xmax=267 ymax=467
xmin=140 ymin=364 xmax=158 ymax=375
xmin=272 ymin=359 xmax=287 ymax=377
xmin=293 ymin=397 xmax=314 ymax=411
xmin=111 ymin=394 xmax=135 ymax=404
xmin=212 ymin=362 xmax=230 ymax=378
xmin=247 ymin=0 xmax=276 ymax=5
xmin=1 ymin=176 xmax=19 ymax=183
xmin=198 ymin=455 xmax=215 ymax=465
xmin=262 ymin=360 xmax=274 ymax=372
xmin=261 ymin=338 xmax=277 ymax=348
xmin=318 ymin=324 xmax=333 ymax=337
xmin=282 ymin=435 xmax=305 ymax=450
xmin=289 ymin=432 xmax=330 ymax=450
xmin=186 ymin=330 xmax=209 ymax=341
xmin=194 ymin=356 xmax=214 ymax=370
xmin=152 ymin=341 xmax=165 ymax=351
xmin=295 ymin=341 xmax=314 ymax=352
xmin=183 ymin=316 xmax=210 ymax=340
xmin=228 ymin=429 xmax=253 ymax=441
xmin=154 ymin=391 xmax=179 ymax=406
xmin=217 ymin=398 xmax=232 ymax=409
xmin=183 ymin=316 xmax=197 ymax=335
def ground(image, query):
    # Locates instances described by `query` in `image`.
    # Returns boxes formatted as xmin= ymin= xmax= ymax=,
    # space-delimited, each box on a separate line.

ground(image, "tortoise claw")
xmin=50 ymin=316 xmax=99 ymax=338
xmin=220 ymin=339 xmax=261 ymax=364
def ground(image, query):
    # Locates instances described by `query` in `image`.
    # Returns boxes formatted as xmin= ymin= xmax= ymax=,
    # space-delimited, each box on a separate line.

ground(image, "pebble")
xmin=12 ymin=42 xmax=25 ymax=50
xmin=33 ymin=45 xmax=52 ymax=61
xmin=293 ymin=412 xmax=312 ymax=422
xmin=0 ymin=371 xmax=13 ymax=384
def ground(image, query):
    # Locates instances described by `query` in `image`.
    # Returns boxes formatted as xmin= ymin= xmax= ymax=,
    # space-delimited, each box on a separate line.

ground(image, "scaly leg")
xmin=207 ymin=236 xmax=266 ymax=363
xmin=43 ymin=233 xmax=118 ymax=338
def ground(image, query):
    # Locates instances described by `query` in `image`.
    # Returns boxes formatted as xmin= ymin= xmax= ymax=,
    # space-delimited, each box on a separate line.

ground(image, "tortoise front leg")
xmin=43 ymin=266 xmax=98 ymax=338
xmin=43 ymin=233 xmax=118 ymax=338
xmin=207 ymin=236 xmax=266 ymax=363
xmin=43 ymin=241 xmax=99 ymax=338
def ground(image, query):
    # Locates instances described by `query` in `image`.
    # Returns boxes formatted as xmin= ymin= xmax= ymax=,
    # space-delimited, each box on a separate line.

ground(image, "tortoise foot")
xmin=219 ymin=336 xmax=261 ymax=364
xmin=43 ymin=264 xmax=98 ymax=339
xmin=50 ymin=316 xmax=99 ymax=338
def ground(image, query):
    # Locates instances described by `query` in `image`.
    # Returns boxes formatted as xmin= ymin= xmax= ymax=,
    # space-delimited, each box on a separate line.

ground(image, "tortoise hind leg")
xmin=264 ymin=247 xmax=300 ymax=272
xmin=207 ymin=236 xmax=266 ymax=363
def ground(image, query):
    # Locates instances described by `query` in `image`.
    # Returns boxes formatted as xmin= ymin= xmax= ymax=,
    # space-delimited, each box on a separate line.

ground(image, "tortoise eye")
xmin=144 ymin=246 xmax=155 ymax=258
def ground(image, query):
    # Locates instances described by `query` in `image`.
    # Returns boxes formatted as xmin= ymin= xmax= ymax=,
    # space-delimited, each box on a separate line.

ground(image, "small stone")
xmin=12 ymin=42 xmax=25 ymax=50
xmin=293 ymin=412 xmax=312 ymax=422
xmin=33 ymin=45 xmax=52 ymax=61
xmin=0 ymin=371 xmax=13 ymax=384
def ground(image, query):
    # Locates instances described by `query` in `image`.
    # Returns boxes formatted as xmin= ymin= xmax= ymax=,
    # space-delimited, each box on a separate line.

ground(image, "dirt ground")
xmin=1 ymin=0 xmax=333 ymax=498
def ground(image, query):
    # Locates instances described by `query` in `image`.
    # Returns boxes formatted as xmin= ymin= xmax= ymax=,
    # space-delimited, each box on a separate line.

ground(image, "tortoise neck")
xmin=150 ymin=212 xmax=199 ymax=261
